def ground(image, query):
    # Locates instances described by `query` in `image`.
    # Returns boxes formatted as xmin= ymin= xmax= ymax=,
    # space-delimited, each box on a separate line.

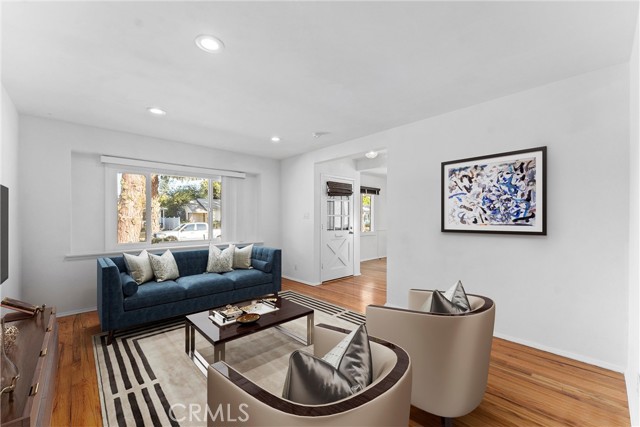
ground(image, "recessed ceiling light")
xmin=147 ymin=107 xmax=167 ymax=116
xmin=195 ymin=34 xmax=225 ymax=53
xmin=271 ymin=136 xmax=281 ymax=143
xmin=365 ymin=151 xmax=378 ymax=159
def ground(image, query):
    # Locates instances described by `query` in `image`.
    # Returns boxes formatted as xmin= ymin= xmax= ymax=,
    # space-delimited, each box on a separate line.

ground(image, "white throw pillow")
xmin=147 ymin=250 xmax=180 ymax=282
xmin=123 ymin=250 xmax=154 ymax=284
xmin=230 ymin=244 xmax=253 ymax=269
xmin=206 ymin=244 xmax=233 ymax=273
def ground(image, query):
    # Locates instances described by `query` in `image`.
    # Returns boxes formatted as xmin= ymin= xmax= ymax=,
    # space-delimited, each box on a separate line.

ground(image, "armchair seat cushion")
xmin=123 ymin=280 xmax=185 ymax=311
xmin=176 ymin=274 xmax=234 ymax=298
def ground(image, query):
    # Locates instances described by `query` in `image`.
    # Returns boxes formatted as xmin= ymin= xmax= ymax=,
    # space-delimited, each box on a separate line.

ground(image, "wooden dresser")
xmin=1 ymin=308 xmax=58 ymax=427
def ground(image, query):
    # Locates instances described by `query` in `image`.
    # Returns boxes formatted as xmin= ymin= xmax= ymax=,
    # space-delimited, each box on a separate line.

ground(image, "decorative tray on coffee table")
xmin=209 ymin=299 xmax=279 ymax=326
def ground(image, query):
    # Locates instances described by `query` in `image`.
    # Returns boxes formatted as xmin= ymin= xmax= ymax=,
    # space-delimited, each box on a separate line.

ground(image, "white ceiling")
xmin=2 ymin=1 xmax=637 ymax=160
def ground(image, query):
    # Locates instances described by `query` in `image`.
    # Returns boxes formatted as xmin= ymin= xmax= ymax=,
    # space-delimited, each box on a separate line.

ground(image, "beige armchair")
xmin=207 ymin=323 xmax=412 ymax=427
xmin=366 ymin=290 xmax=495 ymax=426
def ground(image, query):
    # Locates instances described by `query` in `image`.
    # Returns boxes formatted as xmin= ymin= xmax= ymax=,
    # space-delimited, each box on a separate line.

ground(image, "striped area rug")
xmin=93 ymin=291 xmax=365 ymax=427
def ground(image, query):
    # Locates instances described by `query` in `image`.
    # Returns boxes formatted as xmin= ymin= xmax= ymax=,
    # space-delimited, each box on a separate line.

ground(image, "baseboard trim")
xmin=57 ymin=306 xmax=97 ymax=317
xmin=360 ymin=256 xmax=387 ymax=262
xmin=625 ymin=370 xmax=639 ymax=426
xmin=494 ymin=332 xmax=625 ymax=373
xmin=282 ymin=275 xmax=321 ymax=286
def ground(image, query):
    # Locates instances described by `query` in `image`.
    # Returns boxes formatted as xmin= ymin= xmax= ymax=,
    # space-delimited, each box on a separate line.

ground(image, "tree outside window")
xmin=361 ymin=194 xmax=373 ymax=233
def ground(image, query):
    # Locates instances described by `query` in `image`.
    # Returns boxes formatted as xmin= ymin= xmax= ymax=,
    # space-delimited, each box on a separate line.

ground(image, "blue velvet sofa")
xmin=97 ymin=246 xmax=281 ymax=342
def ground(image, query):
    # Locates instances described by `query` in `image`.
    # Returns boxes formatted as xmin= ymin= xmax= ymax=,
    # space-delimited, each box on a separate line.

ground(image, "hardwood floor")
xmin=52 ymin=258 xmax=630 ymax=426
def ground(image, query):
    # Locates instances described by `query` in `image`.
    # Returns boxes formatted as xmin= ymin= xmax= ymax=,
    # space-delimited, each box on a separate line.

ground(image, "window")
xmin=361 ymin=194 xmax=374 ymax=233
xmin=326 ymin=198 xmax=350 ymax=231
xmin=116 ymin=172 xmax=222 ymax=246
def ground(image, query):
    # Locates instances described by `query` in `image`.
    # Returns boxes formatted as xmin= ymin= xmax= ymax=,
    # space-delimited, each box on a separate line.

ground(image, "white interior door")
xmin=321 ymin=177 xmax=354 ymax=282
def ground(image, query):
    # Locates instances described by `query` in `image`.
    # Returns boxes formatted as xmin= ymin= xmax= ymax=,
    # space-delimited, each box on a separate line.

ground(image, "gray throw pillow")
xmin=282 ymin=350 xmax=358 ymax=404
xmin=430 ymin=290 xmax=469 ymax=314
xmin=321 ymin=324 xmax=373 ymax=390
xmin=206 ymin=244 xmax=233 ymax=273
xmin=445 ymin=280 xmax=471 ymax=312
xmin=148 ymin=250 xmax=180 ymax=282
xmin=420 ymin=280 xmax=471 ymax=313
xmin=230 ymin=244 xmax=253 ymax=269
xmin=282 ymin=324 xmax=373 ymax=404
xmin=123 ymin=250 xmax=154 ymax=284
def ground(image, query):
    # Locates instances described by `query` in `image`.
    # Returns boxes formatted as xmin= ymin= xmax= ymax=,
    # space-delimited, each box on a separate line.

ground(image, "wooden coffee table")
xmin=185 ymin=297 xmax=314 ymax=375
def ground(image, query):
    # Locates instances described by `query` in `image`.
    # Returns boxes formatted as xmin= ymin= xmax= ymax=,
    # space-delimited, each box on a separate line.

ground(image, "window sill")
xmin=64 ymin=240 xmax=265 ymax=261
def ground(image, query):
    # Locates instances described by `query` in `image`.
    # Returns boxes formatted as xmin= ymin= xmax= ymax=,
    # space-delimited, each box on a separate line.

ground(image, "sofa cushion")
xmin=120 ymin=272 xmax=139 ymax=297
xmin=172 ymin=249 xmax=208 ymax=277
xmin=123 ymin=280 xmax=185 ymax=311
xmin=222 ymin=269 xmax=273 ymax=289
xmin=123 ymin=250 xmax=154 ymax=284
xmin=176 ymin=274 xmax=234 ymax=298
xmin=251 ymin=259 xmax=272 ymax=273
xmin=148 ymin=250 xmax=180 ymax=282
xmin=206 ymin=244 xmax=233 ymax=273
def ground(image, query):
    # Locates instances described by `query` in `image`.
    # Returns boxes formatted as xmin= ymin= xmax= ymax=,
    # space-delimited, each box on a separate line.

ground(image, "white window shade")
xmin=100 ymin=155 xmax=246 ymax=179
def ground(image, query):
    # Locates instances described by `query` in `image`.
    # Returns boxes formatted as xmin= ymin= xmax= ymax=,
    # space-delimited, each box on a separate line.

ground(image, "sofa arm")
xmin=97 ymin=257 xmax=125 ymax=332
xmin=251 ymin=246 xmax=281 ymax=291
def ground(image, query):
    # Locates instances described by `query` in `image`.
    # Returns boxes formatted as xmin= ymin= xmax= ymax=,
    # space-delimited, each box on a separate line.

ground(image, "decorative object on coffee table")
xmin=441 ymin=146 xmax=547 ymax=235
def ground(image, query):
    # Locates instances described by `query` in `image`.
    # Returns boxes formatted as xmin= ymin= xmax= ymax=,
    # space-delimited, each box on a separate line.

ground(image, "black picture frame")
xmin=441 ymin=146 xmax=547 ymax=235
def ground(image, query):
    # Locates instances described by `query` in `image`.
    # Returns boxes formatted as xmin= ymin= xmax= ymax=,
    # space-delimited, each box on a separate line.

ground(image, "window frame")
xmin=105 ymin=165 xmax=224 ymax=251
xmin=361 ymin=193 xmax=375 ymax=234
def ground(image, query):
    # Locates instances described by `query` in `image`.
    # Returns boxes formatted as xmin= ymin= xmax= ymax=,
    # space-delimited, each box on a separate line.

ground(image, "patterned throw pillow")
xmin=123 ymin=250 xmax=154 ymax=284
xmin=230 ymin=244 xmax=253 ymax=269
xmin=147 ymin=250 xmax=180 ymax=282
xmin=206 ymin=244 xmax=233 ymax=273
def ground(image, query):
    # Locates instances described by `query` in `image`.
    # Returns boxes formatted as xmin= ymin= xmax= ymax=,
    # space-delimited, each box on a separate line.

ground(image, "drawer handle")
xmin=29 ymin=383 xmax=39 ymax=396
xmin=40 ymin=348 xmax=47 ymax=357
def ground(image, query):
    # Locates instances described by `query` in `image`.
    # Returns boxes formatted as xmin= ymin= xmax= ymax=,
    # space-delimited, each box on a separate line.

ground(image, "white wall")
xmin=391 ymin=64 xmax=629 ymax=371
xmin=627 ymin=14 xmax=639 ymax=426
xmin=18 ymin=116 xmax=281 ymax=314
xmin=283 ymin=63 xmax=630 ymax=371
xmin=360 ymin=173 xmax=387 ymax=261
xmin=0 ymin=86 xmax=22 ymax=305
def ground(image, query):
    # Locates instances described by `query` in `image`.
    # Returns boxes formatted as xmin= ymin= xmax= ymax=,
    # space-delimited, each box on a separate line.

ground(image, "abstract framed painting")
xmin=441 ymin=146 xmax=547 ymax=235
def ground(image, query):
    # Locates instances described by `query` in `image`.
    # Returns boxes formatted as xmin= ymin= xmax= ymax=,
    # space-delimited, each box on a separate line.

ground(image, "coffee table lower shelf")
xmin=184 ymin=298 xmax=314 ymax=375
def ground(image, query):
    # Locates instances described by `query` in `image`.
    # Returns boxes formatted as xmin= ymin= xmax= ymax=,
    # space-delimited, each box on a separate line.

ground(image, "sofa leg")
xmin=107 ymin=330 xmax=115 ymax=345
xmin=441 ymin=417 xmax=453 ymax=427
